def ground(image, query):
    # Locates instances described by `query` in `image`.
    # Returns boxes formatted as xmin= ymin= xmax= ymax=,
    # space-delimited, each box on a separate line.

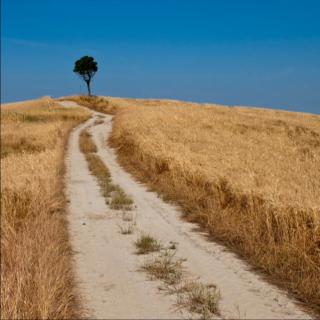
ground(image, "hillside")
xmin=70 ymin=95 xmax=320 ymax=312
xmin=1 ymin=95 xmax=319 ymax=318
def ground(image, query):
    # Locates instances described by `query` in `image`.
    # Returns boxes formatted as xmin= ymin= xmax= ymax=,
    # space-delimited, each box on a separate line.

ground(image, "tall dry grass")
xmin=1 ymin=97 xmax=90 ymax=319
xmin=73 ymin=95 xmax=320 ymax=313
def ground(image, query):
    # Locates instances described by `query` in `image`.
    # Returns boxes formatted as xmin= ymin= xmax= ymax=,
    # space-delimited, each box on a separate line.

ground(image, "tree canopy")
xmin=73 ymin=56 xmax=98 ymax=95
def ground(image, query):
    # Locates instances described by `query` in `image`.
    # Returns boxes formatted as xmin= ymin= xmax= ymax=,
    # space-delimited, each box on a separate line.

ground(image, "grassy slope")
xmin=1 ymin=98 xmax=90 ymax=319
xmin=71 ymin=95 xmax=320 ymax=313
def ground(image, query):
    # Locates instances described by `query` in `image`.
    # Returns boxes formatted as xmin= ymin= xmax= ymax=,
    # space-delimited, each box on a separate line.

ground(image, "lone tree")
xmin=73 ymin=56 xmax=98 ymax=96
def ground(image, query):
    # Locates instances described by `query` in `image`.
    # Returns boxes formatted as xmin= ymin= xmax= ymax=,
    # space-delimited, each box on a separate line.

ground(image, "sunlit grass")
xmin=1 ymin=97 xmax=90 ymax=318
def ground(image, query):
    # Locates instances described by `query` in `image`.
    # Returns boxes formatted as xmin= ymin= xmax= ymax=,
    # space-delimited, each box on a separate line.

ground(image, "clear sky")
xmin=1 ymin=0 xmax=320 ymax=114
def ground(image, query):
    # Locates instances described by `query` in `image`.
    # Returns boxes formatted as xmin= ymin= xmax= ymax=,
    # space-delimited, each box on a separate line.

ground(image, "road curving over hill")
xmin=61 ymin=100 xmax=312 ymax=319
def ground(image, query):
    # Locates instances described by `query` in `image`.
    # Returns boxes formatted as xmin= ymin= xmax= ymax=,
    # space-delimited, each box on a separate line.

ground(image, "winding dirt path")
xmin=62 ymin=101 xmax=312 ymax=319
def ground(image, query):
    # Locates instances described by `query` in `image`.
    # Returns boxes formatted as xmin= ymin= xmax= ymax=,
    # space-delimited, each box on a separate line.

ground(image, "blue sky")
xmin=1 ymin=0 xmax=320 ymax=114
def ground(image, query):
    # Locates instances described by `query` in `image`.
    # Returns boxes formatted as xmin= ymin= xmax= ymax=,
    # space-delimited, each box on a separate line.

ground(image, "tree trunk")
xmin=85 ymin=80 xmax=91 ymax=96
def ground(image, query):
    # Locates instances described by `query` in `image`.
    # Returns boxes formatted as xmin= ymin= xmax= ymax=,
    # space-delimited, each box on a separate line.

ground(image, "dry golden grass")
xmin=1 ymin=97 xmax=90 ymax=319
xmin=73 ymin=95 xmax=320 ymax=312
xmin=2 ymin=96 xmax=53 ymax=111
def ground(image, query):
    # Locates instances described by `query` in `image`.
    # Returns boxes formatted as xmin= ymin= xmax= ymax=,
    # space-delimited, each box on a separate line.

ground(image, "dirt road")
xmin=62 ymin=101 xmax=311 ymax=319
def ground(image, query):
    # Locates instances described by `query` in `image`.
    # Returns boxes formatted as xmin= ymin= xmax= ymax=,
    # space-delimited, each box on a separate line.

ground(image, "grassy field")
xmin=1 ymin=97 xmax=90 ymax=319
xmin=72 ymin=95 xmax=320 ymax=312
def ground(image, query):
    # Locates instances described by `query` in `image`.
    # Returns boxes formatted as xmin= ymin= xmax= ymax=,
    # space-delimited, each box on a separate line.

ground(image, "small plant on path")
xmin=175 ymin=280 xmax=220 ymax=319
xmin=141 ymin=250 xmax=184 ymax=285
xmin=110 ymin=189 xmax=133 ymax=210
xmin=135 ymin=234 xmax=162 ymax=254
xmin=118 ymin=222 xmax=136 ymax=235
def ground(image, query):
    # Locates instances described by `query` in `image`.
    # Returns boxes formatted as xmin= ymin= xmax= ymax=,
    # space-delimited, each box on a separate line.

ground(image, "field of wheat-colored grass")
xmin=72 ymin=95 xmax=320 ymax=313
xmin=1 ymin=97 xmax=90 ymax=319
